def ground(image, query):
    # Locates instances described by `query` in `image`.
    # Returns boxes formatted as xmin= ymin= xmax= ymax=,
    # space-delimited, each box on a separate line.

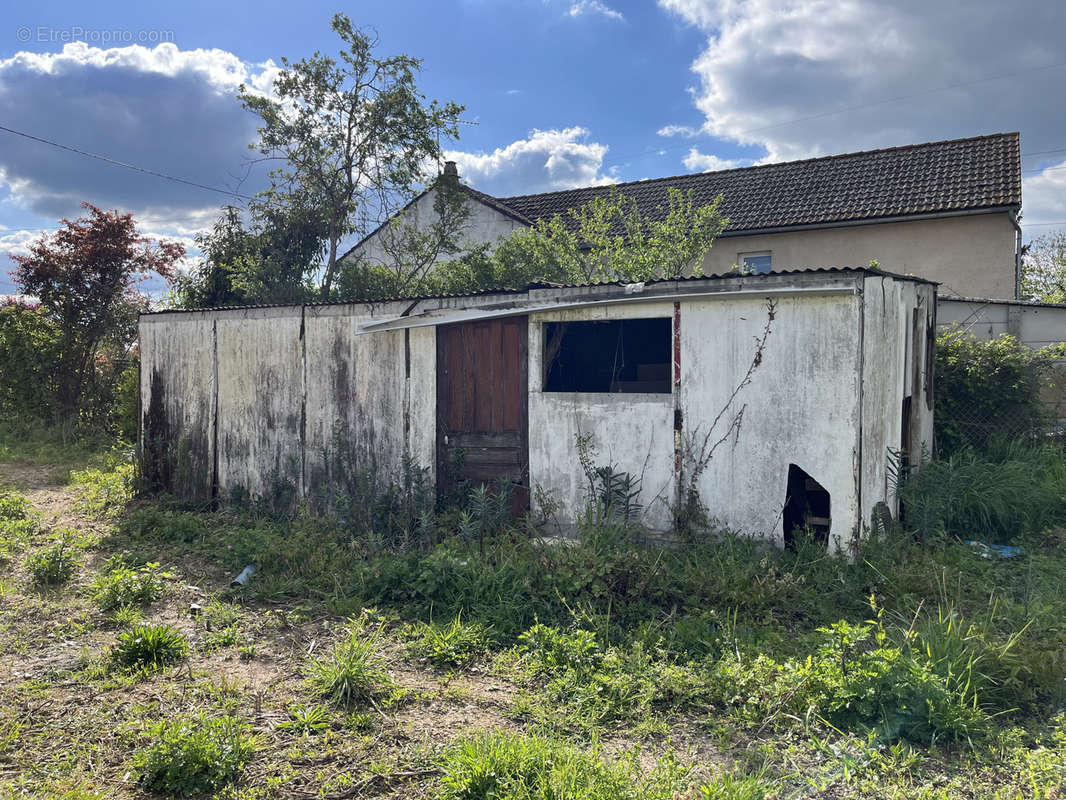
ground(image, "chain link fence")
xmin=934 ymin=331 xmax=1066 ymax=455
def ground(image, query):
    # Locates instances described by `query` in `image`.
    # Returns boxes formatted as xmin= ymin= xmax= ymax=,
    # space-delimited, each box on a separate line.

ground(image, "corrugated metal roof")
xmin=141 ymin=266 xmax=935 ymax=317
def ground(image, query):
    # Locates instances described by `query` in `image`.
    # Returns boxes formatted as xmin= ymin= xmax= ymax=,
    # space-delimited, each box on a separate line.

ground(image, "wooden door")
xmin=436 ymin=316 xmax=529 ymax=513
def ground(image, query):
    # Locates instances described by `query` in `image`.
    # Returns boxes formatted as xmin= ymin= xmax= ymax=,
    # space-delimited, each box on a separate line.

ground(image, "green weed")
xmin=132 ymin=713 xmax=255 ymax=797
xmin=111 ymin=624 xmax=188 ymax=672
xmin=405 ymin=612 xmax=492 ymax=668
xmin=27 ymin=535 xmax=80 ymax=586
xmin=437 ymin=732 xmax=692 ymax=800
xmin=512 ymin=624 xmax=705 ymax=732
xmin=277 ymin=704 xmax=330 ymax=736
xmin=0 ymin=491 xmax=32 ymax=520
xmin=90 ymin=559 xmax=165 ymax=611
xmin=305 ymin=616 xmax=396 ymax=708
xmin=72 ymin=458 xmax=134 ymax=518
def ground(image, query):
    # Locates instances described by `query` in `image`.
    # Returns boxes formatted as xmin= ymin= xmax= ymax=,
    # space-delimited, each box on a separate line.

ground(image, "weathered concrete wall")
xmin=139 ymin=314 xmax=216 ymax=500
xmin=139 ymin=301 xmax=435 ymax=504
xmin=528 ymin=301 xmax=678 ymax=531
xmin=700 ymin=213 xmax=1015 ymax=300
xmin=346 ymin=187 xmax=527 ymax=269
xmin=861 ymin=277 xmax=937 ymax=522
xmin=302 ymin=303 xmax=436 ymax=502
xmin=213 ymin=308 xmax=305 ymax=499
xmin=143 ymin=272 xmax=930 ymax=551
xmin=938 ymin=297 xmax=1066 ymax=347
xmin=680 ymin=289 xmax=863 ymax=550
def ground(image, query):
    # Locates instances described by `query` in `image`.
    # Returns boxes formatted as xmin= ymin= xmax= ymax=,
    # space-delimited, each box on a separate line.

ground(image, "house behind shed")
xmin=139 ymin=267 xmax=935 ymax=552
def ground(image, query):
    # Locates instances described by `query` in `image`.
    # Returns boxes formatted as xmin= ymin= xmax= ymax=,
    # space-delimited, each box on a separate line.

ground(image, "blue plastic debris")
xmin=965 ymin=541 xmax=1022 ymax=559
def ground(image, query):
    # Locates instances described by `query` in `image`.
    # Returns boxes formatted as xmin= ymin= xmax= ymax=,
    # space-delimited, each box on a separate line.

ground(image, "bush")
xmin=91 ymin=559 xmax=165 ymax=611
xmin=0 ymin=491 xmax=32 ymax=521
xmin=112 ymin=624 xmax=188 ymax=671
xmin=72 ymin=458 xmax=135 ymax=518
xmin=0 ymin=303 xmax=61 ymax=422
xmin=935 ymin=328 xmax=1062 ymax=455
xmin=132 ymin=714 xmax=255 ymax=797
xmin=305 ymin=616 xmax=396 ymax=708
xmin=404 ymin=613 xmax=492 ymax=668
xmin=27 ymin=536 xmax=80 ymax=586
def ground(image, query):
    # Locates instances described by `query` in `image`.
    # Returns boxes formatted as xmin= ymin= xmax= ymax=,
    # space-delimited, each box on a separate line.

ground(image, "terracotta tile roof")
xmin=494 ymin=132 xmax=1020 ymax=234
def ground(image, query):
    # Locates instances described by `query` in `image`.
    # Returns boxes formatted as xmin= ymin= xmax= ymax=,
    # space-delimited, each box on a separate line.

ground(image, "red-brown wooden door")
xmin=436 ymin=316 xmax=529 ymax=513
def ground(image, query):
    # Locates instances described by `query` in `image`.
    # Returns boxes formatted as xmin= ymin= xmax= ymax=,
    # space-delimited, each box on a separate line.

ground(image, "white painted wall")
xmin=528 ymin=301 xmax=678 ymax=531
xmin=139 ymin=300 xmax=435 ymax=503
xmin=141 ymin=272 xmax=932 ymax=550
xmin=680 ymin=291 xmax=863 ymax=550
xmin=345 ymin=186 xmax=528 ymax=268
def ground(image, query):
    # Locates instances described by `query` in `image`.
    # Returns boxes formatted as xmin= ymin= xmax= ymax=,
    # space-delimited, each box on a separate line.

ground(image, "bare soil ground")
xmin=0 ymin=461 xmax=723 ymax=799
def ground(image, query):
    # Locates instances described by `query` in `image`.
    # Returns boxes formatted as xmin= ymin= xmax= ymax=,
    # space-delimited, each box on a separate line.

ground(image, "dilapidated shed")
xmin=139 ymin=267 xmax=935 ymax=552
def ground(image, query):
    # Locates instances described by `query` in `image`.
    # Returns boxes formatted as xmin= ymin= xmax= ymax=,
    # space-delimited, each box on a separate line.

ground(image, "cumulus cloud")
xmin=658 ymin=124 xmax=701 ymax=138
xmin=0 ymin=228 xmax=41 ymax=264
xmin=567 ymin=0 xmax=625 ymax=21
xmin=0 ymin=42 xmax=275 ymax=229
xmin=1022 ymin=161 xmax=1066 ymax=229
xmin=658 ymin=0 xmax=1066 ymax=221
xmin=682 ymin=149 xmax=741 ymax=172
xmin=445 ymin=128 xmax=616 ymax=195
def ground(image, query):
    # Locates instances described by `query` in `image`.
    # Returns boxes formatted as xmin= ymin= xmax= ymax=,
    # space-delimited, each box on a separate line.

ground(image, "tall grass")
xmin=896 ymin=440 xmax=1066 ymax=544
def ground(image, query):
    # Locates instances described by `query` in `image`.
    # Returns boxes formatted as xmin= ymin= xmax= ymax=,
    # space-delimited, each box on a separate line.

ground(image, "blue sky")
xmin=3 ymin=0 xmax=1066 ymax=292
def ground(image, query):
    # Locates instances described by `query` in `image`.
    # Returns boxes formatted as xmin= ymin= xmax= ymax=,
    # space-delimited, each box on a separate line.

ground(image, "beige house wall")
xmin=702 ymin=212 xmax=1016 ymax=300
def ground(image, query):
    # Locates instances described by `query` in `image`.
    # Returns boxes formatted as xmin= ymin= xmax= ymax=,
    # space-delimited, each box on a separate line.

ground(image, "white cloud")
xmin=0 ymin=42 xmax=276 ymax=229
xmin=682 ymin=149 xmax=741 ymax=172
xmin=446 ymin=128 xmax=616 ymax=195
xmin=1021 ymin=160 xmax=1066 ymax=237
xmin=0 ymin=228 xmax=42 ymax=263
xmin=657 ymin=124 xmax=701 ymax=138
xmin=567 ymin=0 xmax=625 ymax=21
xmin=658 ymin=0 xmax=1066 ymax=222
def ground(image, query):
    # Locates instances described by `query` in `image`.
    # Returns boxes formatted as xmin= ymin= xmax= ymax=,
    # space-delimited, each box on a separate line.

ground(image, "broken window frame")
xmin=541 ymin=317 xmax=673 ymax=395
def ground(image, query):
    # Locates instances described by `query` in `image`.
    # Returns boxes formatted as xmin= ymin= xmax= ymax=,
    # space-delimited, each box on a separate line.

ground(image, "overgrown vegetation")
xmin=934 ymin=326 xmax=1065 ymax=454
xmin=132 ymin=714 xmax=255 ymax=796
xmin=26 ymin=534 xmax=80 ymax=586
xmin=4 ymin=325 xmax=1066 ymax=797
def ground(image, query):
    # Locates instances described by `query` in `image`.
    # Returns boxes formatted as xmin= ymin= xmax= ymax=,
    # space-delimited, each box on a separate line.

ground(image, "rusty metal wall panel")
xmin=437 ymin=316 xmax=529 ymax=511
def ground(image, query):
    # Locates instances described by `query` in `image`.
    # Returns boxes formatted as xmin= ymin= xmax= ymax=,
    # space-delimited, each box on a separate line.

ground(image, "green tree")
xmin=239 ymin=13 xmax=464 ymax=301
xmin=435 ymin=186 xmax=727 ymax=296
xmin=342 ymin=186 xmax=728 ymax=301
xmin=1020 ymin=230 xmax=1066 ymax=303
xmin=0 ymin=300 xmax=62 ymax=420
xmin=173 ymin=201 xmax=328 ymax=308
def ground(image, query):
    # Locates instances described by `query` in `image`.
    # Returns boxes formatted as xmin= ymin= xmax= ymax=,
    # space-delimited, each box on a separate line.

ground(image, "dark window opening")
xmin=543 ymin=318 xmax=672 ymax=393
xmin=783 ymin=464 xmax=830 ymax=549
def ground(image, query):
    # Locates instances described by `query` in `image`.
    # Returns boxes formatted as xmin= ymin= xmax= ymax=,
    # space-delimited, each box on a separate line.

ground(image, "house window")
xmin=740 ymin=251 xmax=772 ymax=274
xmin=543 ymin=318 xmax=672 ymax=393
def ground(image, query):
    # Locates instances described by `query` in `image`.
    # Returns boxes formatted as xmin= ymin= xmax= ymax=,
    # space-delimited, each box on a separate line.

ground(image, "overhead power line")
xmin=0 ymin=123 xmax=253 ymax=201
